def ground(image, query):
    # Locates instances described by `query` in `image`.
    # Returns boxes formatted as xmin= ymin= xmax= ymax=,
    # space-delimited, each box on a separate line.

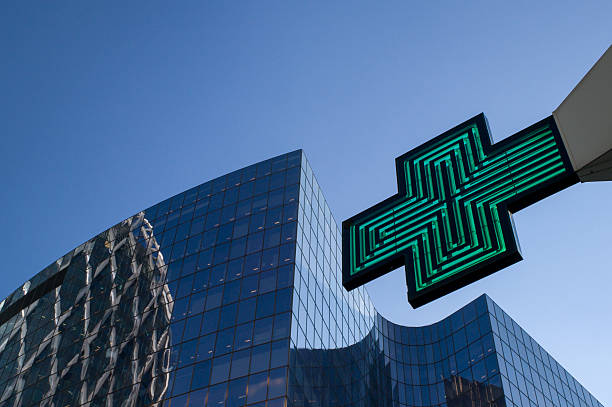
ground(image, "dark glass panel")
xmin=268 ymin=367 xmax=287 ymax=399
xmin=250 ymin=212 xmax=266 ymax=233
xmin=205 ymin=209 xmax=221 ymax=229
xmin=240 ymin=275 xmax=259 ymax=299
xmin=261 ymin=247 xmax=279 ymax=270
xmin=266 ymin=207 xmax=283 ymax=228
xmin=235 ymin=322 xmax=253 ymax=350
xmin=239 ymin=182 xmax=255 ymax=201
xmin=230 ymin=349 xmax=251 ymax=380
xmin=222 ymin=280 xmax=241 ymax=306
xmin=201 ymin=229 xmax=218 ymax=250
xmin=253 ymin=317 xmax=273 ymax=345
xmin=286 ymin=166 xmax=300 ymax=185
xmin=453 ymin=328 xmax=467 ymax=351
xmin=244 ymin=253 xmax=261 ymax=275
xmin=191 ymin=360 xmax=211 ymax=390
xmin=197 ymin=248 xmax=213 ymax=270
xmin=217 ymin=223 xmax=234 ymax=243
xmin=247 ymin=232 xmax=264 ymax=254
xmin=270 ymin=339 xmax=289 ymax=368
xmin=221 ymin=204 xmax=237 ymax=224
xmin=205 ymin=285 xmax=223 ymax=310
xmin=197 ymin=333 xmax=216 ymax=361
xmin=264 ymin=227 xmax=281 ymax=249
xmin=171 ymin=365 xmax=193 ymax=396
xmin=247 ymin=371 xmax=268 ymax=404
xmin=192 ymin=270 xmax=210 ymax=293
xmin=233 ymin=218 xmax=250 ymax=239
xmin=224 ymin=188 xmax=239 ymax=205
xmin=183 ymin=314 xmax=202 ymax=341
xmin=276 ymin=265 xmax=293 ymax=289
xmin=214 ymin=327 xmax=235 ymax=356
xmin=209 ymin=193 xmax=224 ymax=211
xmin=272 ymin=312 xmax=290 ymax=340
xmin=210 ymin=264 xmax=228 ymax=287
xmin=255 ymin=292 xmax=275 ymax=319
xmin=219 ymin=302 xmax=238 ymax=329
xmin=283 ymin=203 xmax=298 ymax=223
xmin=258 ymin=270 xmax=276 ymax=294
xmin=274 ymin=288 xmax=292 ymax=314
xmin=213 ymin=243 xmax=230 ymax=264
xmin=237 ymin=298 xmax=257 ymax=325
xmin=227 ymin=376 xmax=248 ymax=407
xmin=281 ymin=222 xmax=297 ymax=243
xmin=201 ymin=308 xmax=220 ymax=335
xmin=207 ymin=382 xmax=228 ymax=406
xmin=268 ymin=189 xmax=284 ymax=209
xmin=227 ymin=258 xmax=244 ymax=281
xmin=210 ymin=355 xmax=231 ymax=384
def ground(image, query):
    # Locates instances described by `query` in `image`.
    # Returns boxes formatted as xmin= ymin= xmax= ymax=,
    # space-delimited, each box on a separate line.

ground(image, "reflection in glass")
xmin=0 ymin=151 xmax=601 ymax=407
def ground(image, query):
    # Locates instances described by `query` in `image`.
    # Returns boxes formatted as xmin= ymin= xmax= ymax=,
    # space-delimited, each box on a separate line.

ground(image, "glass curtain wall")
xmin=289 ymin=152 xmax=603 ymax=407
xmin=0 ymin=150 xmax=603 ymax=407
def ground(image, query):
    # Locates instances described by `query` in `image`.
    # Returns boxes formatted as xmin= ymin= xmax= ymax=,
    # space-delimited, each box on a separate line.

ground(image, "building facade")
xmin=0 ymin=151 xmax=602 ymax=407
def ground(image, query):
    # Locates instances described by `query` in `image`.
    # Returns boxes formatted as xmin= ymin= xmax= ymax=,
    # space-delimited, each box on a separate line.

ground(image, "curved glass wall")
xmin=0 ymin=151 xmax=602 ymax=407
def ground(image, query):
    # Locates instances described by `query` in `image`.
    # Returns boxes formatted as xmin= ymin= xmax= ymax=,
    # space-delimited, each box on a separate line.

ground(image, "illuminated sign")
xmin=342 ymin=114 xmax=578 ymax=308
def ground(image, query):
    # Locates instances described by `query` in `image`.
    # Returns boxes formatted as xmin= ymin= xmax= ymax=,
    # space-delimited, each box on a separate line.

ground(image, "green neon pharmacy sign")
xmin=342 ymin=114 xmax=577 ymax=308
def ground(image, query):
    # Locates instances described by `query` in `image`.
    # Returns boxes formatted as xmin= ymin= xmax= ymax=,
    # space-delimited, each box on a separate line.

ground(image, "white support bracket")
xmin=553 ymin=44 xmax=612 ymax=182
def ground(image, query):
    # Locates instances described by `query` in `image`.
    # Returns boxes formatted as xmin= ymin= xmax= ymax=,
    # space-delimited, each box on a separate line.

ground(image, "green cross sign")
xmin=342 ymin=114 xmax=578 ymax=308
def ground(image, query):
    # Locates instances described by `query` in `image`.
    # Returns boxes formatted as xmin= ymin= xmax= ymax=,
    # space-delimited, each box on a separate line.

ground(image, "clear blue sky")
xmin=1 ymin=2 xmax=611 ymax=404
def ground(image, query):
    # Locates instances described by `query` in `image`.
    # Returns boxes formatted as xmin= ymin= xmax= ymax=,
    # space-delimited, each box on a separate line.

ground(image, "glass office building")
xmin=0 ymin=151 xmax=602 ymax=407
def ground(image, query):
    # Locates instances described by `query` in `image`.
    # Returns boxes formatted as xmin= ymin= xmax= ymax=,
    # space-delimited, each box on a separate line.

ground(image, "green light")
xmin=342 ymin=114 xmax=577 ymax=307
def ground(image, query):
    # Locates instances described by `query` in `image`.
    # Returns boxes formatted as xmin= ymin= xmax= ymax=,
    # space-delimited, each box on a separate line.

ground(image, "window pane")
xmin=273 ymin=312 xmax=290 ymax=340
xmin=235 ymin=322 xmax=253 ymax=350
xmin=264 ymin=227 xmax=281 ymax=249
xmin=191 ymin=360 xmax=211 ymax=390
xmin=211 ymin=355 xmax=231 ymax=384
xmin=256 ymin=292 xmax=275 ymax=319
xmin=230 ymin=349 xmax=251 ymax=379
xmin=237 ymin=298 xmax=256 ymax=324
xmin=172 ymin=365 xmax=193 ymax=396
xmin=259 ymin=270 xmax=276 ymax=293
xmin=222 ymin=281 xmax=241 ymax=306
xmin=227 ymin=258 xmax=244 ymax=281
xmin=253 ymin=317 xmax=273 ymax=345
xmin=227 ymin=376 xmax=248 ymax=407
xmin=215 ymin=328 xmax=235 ymax=356
xmin=250 ymin=343 xmax=270 ymax=373
xmin=207 ymin=383 xmax=228 ymax=407
xmin=270 ymin=339 xmax=289 ymax=368
xmin=197 ymin=333 xmax=215 ymax=361
xmin=201 ymin=308 xmax=220 ymax=334
xmin=268 ymin=367 xmax=287 ymax=399
xmin=274 ymin=288 xmax=292 ymax=314
xmin=266 ymin=207 xmax=283 ymax=228
xmin=247 ymin=372 xmax=268 ymax=404
xmin=247 ymin=232 xmax=264 ymax=254
xmin=219 ymin=303 xmax=238 ymax=329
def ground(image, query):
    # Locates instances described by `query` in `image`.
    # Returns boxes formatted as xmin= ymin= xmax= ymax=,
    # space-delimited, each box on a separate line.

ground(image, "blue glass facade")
xmin=0 ymin=150 xmax=602 ymax=407
xmin=290 ymin=154 xmax=603 ymax=407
